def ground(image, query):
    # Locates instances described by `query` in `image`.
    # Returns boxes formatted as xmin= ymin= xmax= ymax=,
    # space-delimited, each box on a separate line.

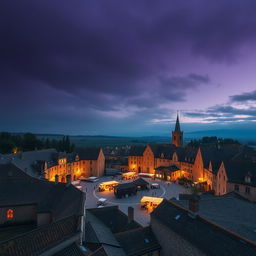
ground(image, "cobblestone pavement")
xmin=81 ymin=176 xmax=190 ymax=226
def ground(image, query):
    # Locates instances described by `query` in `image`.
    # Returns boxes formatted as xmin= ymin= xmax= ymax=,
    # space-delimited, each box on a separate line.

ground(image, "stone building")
xmin=151 ymin=197 xmax=256 ymax=256
xmin=42 ymin=147 xmax=105 ymax=182
xmin=0 ymin=163 xmax=85 ymax=256
xmin=0 ymin=148 xmax=58 ymax=177
xmin=0 ymin=147 xmax=105 ymax=183
xmin=85 ymin=206 xmax=161 ymax=256
xmin=174 ymin=192 xmax=256 ymax=243
xmin=225 ymin=161 xmax=256 ymax=202
xmin=128 ymin=115 xmax=256 ymax=199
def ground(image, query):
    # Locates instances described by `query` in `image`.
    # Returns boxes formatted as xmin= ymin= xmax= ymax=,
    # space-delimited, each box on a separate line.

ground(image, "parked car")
xmin=151 ymin=183 xmax=160 ymax=189
xmin=97 ymin=198 xmax=107 ymax=206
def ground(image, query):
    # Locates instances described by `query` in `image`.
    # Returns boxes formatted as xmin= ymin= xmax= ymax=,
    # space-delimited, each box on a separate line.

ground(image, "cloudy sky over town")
xmin=1 ymin=0 xmax=256 ymax=136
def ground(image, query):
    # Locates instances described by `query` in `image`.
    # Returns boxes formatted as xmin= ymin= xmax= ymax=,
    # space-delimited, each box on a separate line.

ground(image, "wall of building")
xmin=128 ymin=146 xmax=226 ymax=194
xmin=142 ymin=146 xmax=155 ymax=174
xmin=180 ymin=162 xmax=193 ymax=180
xmin=227 ymin=182 xmax=256 ymax=202
xmin=151 ymin=217 xmax=206 ymax=256
xmin=128 ymin=156 xmax=143 ymax=172
xmin=202 ymin=169 xmax=213 ymax=191
xmin=45 ymin=149 xmax=105 ymax=182
xmin=192 ymin=149 xmax=204 ymax=182
xmin=155 ymin=157 xmax=173 ymax=168
xmin=214 ymin=163 xmax=227 ymax=195
xmin=95 ymin=149 xmax=105 ymax=177
xmin=0 ymin=205 xmax=37 ymax=225
xmin=172 ymin=131 xmax=183 ymax=147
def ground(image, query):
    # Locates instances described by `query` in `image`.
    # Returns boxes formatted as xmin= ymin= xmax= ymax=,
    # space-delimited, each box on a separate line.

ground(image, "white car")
xmin=97 ymin=198 xmax=107 ymax=206
xmin=151 ymin=183 xmax=160 ymax=189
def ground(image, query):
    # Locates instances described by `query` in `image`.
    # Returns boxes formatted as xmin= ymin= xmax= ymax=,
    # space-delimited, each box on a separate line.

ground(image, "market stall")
xmin=98 ymin=180 xmax=119 ymax=191
xmin=121 ymin=171 xmax=138 ymax=180
xmin=140 ymin=196 xmax=163 ymax=212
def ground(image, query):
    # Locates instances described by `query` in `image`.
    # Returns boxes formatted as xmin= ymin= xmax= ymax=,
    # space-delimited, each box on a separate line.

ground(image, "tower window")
xmin=7 ymin=209 xmax=14 ymax=219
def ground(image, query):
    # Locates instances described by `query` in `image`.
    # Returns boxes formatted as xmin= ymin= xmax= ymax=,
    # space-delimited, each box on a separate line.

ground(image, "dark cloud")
xmin=1 ymin=0 xmax=256 ymax=134
xmin=184 ymin=112 xmax=220 ymax=118
xmin=183 ymin=104 xmax=256 ymax=125
xmin=208 ymin=105 xmax=256 ymax=116
xmin=230 ymin=90 xmax=256 ymax=102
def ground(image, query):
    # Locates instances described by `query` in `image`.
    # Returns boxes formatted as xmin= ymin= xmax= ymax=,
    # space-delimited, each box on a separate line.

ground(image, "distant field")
xmin=37 ymin=134 xmax=173 ymax=147
xmin=37 ymin=134 xmax=256 ymax=148
xmin=70 ymin=136 xmax=173 ymax=147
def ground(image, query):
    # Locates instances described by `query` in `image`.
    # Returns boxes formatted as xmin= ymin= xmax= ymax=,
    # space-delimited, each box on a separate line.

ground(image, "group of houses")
xmin=128 ymin=115 xmax=256 ymax=202
xmin=0 ymin=147 xmax=105 ymax=183
xmin=0 ymin=163 xmax=86 ymax=256
xmin=1 ymin=163 xmax=255 ymax=255
xmin=0 ymin=116 xmax=256 ymax=255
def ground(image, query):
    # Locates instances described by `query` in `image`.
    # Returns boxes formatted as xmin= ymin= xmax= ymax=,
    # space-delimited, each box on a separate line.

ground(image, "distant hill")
xmin=5 ymin=130 xmax=256 ymax=148
xmin=186 ymin=129 xmax=256 ymax=140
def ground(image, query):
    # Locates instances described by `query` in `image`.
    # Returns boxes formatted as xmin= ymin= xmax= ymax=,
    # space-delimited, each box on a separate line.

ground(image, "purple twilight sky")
xmin=1 ymin=0 xmax=256 ymax=136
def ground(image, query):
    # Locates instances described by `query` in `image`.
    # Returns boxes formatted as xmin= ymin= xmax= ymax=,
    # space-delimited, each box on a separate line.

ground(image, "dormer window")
xmin=7 ymin=209 xmax=14 ymax=219
xmin=245 ymin=172 xmax=252 ymax=183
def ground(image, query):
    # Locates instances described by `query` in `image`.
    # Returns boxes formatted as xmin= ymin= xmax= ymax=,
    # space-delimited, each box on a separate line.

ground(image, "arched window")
xmin=7 ymin=209 xmax=14 ymax=219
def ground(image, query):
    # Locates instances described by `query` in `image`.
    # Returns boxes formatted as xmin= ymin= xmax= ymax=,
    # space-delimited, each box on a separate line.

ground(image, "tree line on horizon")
xmin=187 ymin=136 xmax=240 ymax=147
xmin=0 ymin=132 xmax=75 ymax=154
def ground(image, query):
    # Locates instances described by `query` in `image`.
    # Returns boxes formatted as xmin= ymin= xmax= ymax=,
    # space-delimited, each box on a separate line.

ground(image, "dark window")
xmin=245 ymin=187 xmax=250 ymax=194
xmin=234 ymin=184 xmax=239 ymax=192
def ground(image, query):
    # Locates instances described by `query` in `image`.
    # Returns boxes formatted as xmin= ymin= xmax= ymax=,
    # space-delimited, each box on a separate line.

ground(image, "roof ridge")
xmin=115 ymin=226 xmax=150 ymax=235
xmin=158 ymin=199 xmax=256 ymax=247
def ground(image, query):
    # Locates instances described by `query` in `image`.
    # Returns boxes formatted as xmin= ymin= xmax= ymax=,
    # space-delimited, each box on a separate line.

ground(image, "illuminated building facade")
xmin=128 ymin=116 xmax=230 ymax=195
xmin=44 ymin=147 xmax=105 ymax=182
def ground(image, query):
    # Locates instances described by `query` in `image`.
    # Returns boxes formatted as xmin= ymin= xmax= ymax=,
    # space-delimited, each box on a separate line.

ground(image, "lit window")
xmin=7 ymin=209 xmax=14 ymax=219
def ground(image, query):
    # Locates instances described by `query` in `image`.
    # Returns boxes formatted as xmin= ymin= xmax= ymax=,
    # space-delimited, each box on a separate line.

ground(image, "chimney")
xmin=55 ymin=174 xmax=59 ymax=184
xmin=188 ymin=195 xmax=200 ymax=214
xmin=66 ymin=174 xmax=72 ymax=185
xmin=128 ymin=206 xmax=134 ymax=223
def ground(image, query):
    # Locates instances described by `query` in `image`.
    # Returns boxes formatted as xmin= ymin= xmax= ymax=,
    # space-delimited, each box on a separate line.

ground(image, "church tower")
xmin=172 ymin=114 xmax=183 ymax=147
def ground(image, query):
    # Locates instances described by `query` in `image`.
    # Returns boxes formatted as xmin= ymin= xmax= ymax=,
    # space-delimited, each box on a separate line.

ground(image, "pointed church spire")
xmin=172 ymin=112 xmax=183 ymax=147
xmin=175 ymin=114 xmax=181 ymax=132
